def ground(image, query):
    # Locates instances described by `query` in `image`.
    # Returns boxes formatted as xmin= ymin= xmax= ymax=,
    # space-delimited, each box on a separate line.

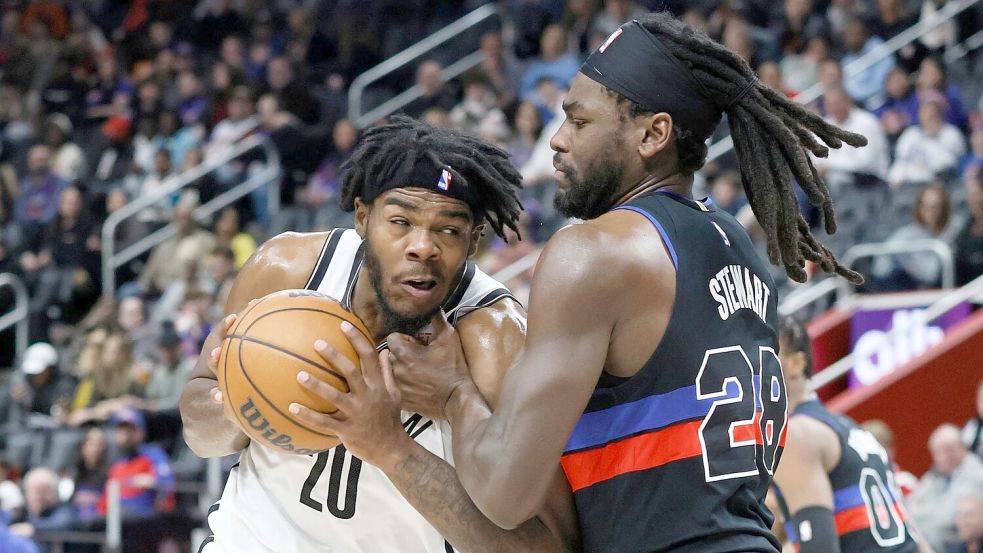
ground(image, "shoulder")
xmin=454 ymin=297 xmax=526 ymax=340
xmin=537 ymin=219 xmax=653 ymax=284
xmin=788 ymin=413 xmax=840 ymax=465
xmin=226 ymin=231 xmax=331 ymax=312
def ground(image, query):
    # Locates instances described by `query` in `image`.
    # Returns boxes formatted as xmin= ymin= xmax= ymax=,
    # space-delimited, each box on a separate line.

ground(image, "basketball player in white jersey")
xmin=179 ymin=117 xmax=578 ymax=553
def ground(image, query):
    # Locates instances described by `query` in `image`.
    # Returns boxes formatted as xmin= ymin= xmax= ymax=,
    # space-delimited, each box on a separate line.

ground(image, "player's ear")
xmin=354 ymin=197 xmax=370 ymax=238
xmin=468 ymin=223 xmax=485 ymax=257
xmin=638 ymin=112 xmax=673 ymax=161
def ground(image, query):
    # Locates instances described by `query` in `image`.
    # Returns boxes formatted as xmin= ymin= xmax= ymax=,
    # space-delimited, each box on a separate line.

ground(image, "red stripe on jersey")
xmin=561 ymin=420 xmax=704 ymax=492
xmin=835 ymin=504 xmax=870 ymax=535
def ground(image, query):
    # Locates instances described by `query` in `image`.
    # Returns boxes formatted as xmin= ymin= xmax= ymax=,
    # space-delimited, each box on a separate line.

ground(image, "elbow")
xmin=468 ymin=476 xmax=540 ymax=530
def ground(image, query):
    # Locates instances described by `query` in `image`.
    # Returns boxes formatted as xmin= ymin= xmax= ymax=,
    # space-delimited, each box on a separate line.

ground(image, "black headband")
xmin=581 ymin=20 xmax=724 ymax=141
xmin=360 ymin=155 xmax=483 ymax=220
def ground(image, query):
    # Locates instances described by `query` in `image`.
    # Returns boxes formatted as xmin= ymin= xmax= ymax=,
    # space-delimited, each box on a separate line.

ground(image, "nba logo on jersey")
xmin=599 ymin=28 xmax=623 ymax=53
xmin=438 ymin=168 xmax=452 ymax=190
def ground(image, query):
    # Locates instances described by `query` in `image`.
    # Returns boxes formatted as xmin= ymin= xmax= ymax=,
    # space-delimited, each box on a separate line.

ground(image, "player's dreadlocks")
xmin=339 ymin=115 xmax=523 ymax=240
xmin=626 ymin=12 xmax=867 ymax=284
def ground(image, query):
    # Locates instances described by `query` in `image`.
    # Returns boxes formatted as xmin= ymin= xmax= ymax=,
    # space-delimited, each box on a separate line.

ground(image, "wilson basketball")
xmin=218 ymin=289 xmax=373 ymax=455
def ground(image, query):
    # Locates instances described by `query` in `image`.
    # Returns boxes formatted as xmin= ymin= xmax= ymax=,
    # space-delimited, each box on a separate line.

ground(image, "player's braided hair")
xmin=779 ymin=315 xmax=813 ymax=377
xmin=339 ymin=115 xmax=523 ymax=240
xmin=624 ymin=12 xmax=867 ymax=284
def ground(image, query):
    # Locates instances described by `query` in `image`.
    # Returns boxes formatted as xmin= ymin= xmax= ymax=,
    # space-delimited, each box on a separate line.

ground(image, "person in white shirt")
xmin=812 ymin=87 xmax=890 ymax=185
xmin=889 ymin=97 xmax=966 ymax=187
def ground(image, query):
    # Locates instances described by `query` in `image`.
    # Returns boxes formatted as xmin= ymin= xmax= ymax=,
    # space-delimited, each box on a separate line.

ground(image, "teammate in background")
xmin=770 ymin=315 xmax=929 ymax=553
xmin=179 ymin=117 xmax=577 ymax=553
xmin=315 ymin=11 xmax=870 ymax=553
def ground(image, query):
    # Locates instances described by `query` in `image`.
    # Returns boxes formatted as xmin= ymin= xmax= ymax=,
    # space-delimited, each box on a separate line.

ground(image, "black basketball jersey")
xmin=560 ymin=191 xmax=786 ymax=553
xmin=773 ymin=400 xmax=918 ymax=552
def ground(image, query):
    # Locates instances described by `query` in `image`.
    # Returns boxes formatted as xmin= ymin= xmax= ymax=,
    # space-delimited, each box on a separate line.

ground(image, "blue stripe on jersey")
xmin=833 ymin=485 xmax=865 ymax=512
xmin=613 ymin=205 xmax=679 ymax=271
xmin=564 ymin=375 xmax=762 ymax=453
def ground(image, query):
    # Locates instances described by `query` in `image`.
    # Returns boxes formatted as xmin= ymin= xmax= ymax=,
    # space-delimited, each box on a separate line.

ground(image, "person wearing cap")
xmin=98 ymin=408 xmax=175 ymax=519
xmin=43 ymin=113 xmax=86 ymax=183
xmin=9 ymin=343 xmax=73 ymax=420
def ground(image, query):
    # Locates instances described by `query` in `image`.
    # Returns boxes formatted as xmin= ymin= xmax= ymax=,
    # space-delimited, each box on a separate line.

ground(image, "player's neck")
xmin=614 ymin=170 xmax=693 ymax=209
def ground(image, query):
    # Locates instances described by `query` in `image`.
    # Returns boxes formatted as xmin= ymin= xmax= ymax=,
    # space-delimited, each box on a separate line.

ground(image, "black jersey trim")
xmin=196 ymin=535 xmax=215 ymax=553
xmin=442 ymin=261 xmax=476 ymax=312
xmin=305 ymin=229 xmax=341 ymax=290
xmin=342 ymin=241 xmax=365 ymax=310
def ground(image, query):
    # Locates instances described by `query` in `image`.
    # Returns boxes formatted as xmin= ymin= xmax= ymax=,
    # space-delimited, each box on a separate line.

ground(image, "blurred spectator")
xmin=841 ymin=17 xmax=895 ymax=107
xmin=8 ymin=343 xmax=73 ymax=420
xmin=966 ymin=378 xmax=983 ymax=460
xmin=919 ymin=0 xmax=958 ymax=53
xmin=403 ymin=60 xmax=458 ymax=119
xmin=115 ymin=296 xmax=158 ymax=366
xmin=591 ymin=0 xmax=647 ymax=40
xmin=916 ymin=57 xmax=969 ymax=130
xmin=963 ymin=122 xmax=983 ymax=177
xmin=813 ymin=87 xmax=890 ymax=185
xmin=953 ymin=174 xmax=983 ymax=286
xmin=175 ymin=71 xmax=208 ymax=127
xmin=873 ymin=183 xmax=958 ymax=289
xmin=860 ymin=419 xmax=919 ymax=496
xmin=288 ymin=119 xmax=357 ymax=233
xmin=950 ymin=493 xmax=983 ymax=553
xmin=69 ymin=427 xmax=109 ymax=524
xmin=9 ymin=467 xmax=74 ymax=552
xmin=710 ymin=171 xmax=747 ymax=216
xmin=88 ymin=116 xmax=133 ymax=188
xmin=105 ymin=187 xmax=149 ymax=264
xmin=207 ymin=85 xmax=257 ymax=161
xmin=155 ymin=110 xmax=202 ymax=170
xmin=262 ymin=56 xmax=318 ymax=124
xmin=0 ymin=456 xmax=25 ymax=521
xmin=13 ymin=145 xmax=67 ymax=232
xmin=889 ymin=97 xmax=966 ymax=187
xmin=133 ymin=149 xmax=180 ymax=223
xmin=908 ymin=424 xmax=983 ymax=552
xmin=477 ymin=30 xmax=523 ymax=107
xmin=520 ymin=25 xmax=581 ymax=101
xmin=509 ymin=101 xmax=544 ymax=171
xmin=208 ymin=247 xmax=237 ymax=317
xmin=0 ymin=514 xmax=38 ymax=553
xmin=43 ymin=114 xmax=86 ymax=183
xmin=757 ymin=61 xmax=793 ymax=97
xmin=140 ymin=325 xmax=195 ymax=412
xmin=213 ymin=207 xmax=257 ymax=269
xmin=776 ymin=0 xmax=829 ymax=63
xmin=782 ymin=35 xmax=829 ymax=93
xmin=450 ymin=73 xmax=508 ymax=140
xmin=67 ymin=329 xmax=140 ymax=427
xmin=98 ymin=409 xmax=175 ymax=518
xmin=174 ymin=289 xmax=212 ymax=359
xmin=722 ymin=18 xmax=761 ymax=67
xmin=873 ymin=67 xmax=920 ymax=142
xmin=137 ymin=201 xmax=217 ymax=296
xmin=869 ymin=0 xmax=925 ymax=71
xmin=67 ymin=327 xmax=108 ymax=413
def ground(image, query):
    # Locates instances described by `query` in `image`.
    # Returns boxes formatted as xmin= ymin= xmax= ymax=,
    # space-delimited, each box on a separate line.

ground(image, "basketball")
xmin=217 ymin=289 xmax=373 ymax=456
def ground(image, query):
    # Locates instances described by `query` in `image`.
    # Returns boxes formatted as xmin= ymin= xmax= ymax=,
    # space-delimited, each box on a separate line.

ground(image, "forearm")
xmin=446 ymin=381 xmax=549 ymax=528
xmin=179 ymin=377 xmax=248 ymax=458
xmin=380 ymin=434 xmax=567 ymax=553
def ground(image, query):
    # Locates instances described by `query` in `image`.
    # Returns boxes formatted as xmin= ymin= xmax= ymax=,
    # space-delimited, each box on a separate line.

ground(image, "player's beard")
xmin=553 ymin=158 xmax=624 ymax=220
xmin=363 ymin=236 xmax=443 ymax=337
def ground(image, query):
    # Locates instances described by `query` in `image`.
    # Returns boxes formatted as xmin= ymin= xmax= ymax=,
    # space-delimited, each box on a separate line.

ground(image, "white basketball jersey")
xmin=203 ymin=229 xmax=514 ymax=553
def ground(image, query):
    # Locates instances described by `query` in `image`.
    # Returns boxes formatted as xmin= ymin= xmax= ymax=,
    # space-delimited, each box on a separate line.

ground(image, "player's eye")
xmin=390 ymin=218 xmax=410 ymax=226
xmin=439 ymin=227 xmax=460 ymax=236
xmin=572 ymin=119 xmax=587 ymax=129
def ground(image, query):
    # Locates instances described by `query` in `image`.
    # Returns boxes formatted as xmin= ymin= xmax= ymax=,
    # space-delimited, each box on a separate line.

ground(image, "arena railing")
xmin=705 ymin=0 xmax=982 ymax=165
xmin=0 ymin=272 xmax=28 ymax=360
xmin=100 ymin=133 xmax=281 ymax=296
xmin=348 ymin=3 xmax=498 ymax=128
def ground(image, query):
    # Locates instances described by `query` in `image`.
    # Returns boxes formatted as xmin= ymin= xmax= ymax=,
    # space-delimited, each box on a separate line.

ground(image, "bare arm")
xmin=771 ymin=416 xmax=840 ymax=553
xmin=386 ymin=300 xmax=578 ymax=552
xmin=295 ymin=300 xmax=578 ymax=552
xmin=179 ymin=232 xmax=324 ymax=457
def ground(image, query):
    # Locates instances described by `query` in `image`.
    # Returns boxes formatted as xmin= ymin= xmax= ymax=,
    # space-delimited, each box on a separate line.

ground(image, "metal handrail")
xmin=705 ymin=0 xmax=982 ymax=165
xmin=490 ymin=247 xmax=542 ymax=284
xmin=945 ymin=27 xmax=983 ymax=63
xmin=837 ymin=238 xmax=955 ymax=300
xmin=778 ymin=278 xmax=840 ymax=316
xmin=810 ymin=269 xmax=983 ymax=391
xmin=101 ymin=133 xmax=281 ymax=296
xmin=0 ymin=272 xmax=28 ymax=359
xmin=348 ymin=3 xmax=498 ymax=128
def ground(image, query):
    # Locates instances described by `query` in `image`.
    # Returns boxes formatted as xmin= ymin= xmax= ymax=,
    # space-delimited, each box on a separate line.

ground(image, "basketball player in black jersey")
xmin=309 ymin=11 xmax=873 ymax=553
xmin=179 ymin=117 xmax=578 ymax=552
xmin=770 ymin=316 xmax=931 ymax=553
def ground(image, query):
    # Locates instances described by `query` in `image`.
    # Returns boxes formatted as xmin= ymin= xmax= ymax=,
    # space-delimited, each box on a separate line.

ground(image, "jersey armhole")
xmin=304 ymin=229 xmax=341 ymax=290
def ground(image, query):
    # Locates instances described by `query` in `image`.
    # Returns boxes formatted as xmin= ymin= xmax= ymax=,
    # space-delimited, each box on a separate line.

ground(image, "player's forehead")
xmin=373 ymin=187 xmax=473 ymax=222
xmin=563 ymin=74 xmax=618 ymax=116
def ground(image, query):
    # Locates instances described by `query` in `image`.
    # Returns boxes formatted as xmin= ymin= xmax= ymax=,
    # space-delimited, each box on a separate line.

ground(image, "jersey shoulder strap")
xmin=304 ymin=228 xmax=365 ymax=306
xmin=443 ymin=262 xmax=515 ymax=325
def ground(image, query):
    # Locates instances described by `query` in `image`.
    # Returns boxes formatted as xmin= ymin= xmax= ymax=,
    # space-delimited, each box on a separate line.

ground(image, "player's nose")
xmin=549 ymin=123 xmax=569 ymax=153
xmin=404 ymin=229 xmax=440 ymax=260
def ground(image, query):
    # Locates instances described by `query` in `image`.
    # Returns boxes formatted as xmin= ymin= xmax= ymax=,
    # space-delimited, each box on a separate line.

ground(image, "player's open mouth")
xmin=401 ymin=278 xmax=438 ymax=297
